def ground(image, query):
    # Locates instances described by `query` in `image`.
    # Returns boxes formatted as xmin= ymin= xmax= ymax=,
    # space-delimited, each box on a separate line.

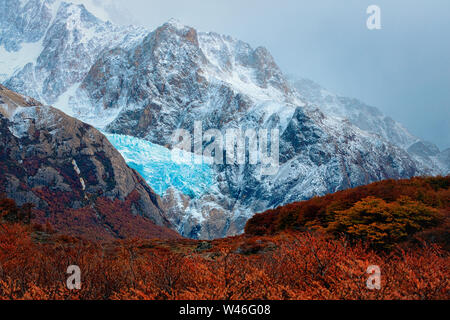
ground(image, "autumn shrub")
xmin=246 ymin=176 xmax=450 ymax=250
xmin=326 ymin=196 xmax=441 ymax=250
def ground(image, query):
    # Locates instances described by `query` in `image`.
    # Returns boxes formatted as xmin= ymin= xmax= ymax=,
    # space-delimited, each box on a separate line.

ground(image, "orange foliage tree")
xmin=327 ymin=196 xmax=441 ymax=250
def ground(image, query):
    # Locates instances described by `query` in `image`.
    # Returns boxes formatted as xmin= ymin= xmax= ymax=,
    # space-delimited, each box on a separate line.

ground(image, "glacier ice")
xmin=104 ymin=133 xmax=214 ymax=198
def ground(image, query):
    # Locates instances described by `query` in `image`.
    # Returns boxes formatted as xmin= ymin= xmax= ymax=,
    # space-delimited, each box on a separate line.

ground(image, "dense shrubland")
xmin=0 ymin=176 xmax=449 ymax=300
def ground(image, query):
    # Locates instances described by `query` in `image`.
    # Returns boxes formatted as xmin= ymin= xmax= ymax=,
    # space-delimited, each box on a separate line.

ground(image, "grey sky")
xmin=82 ymin=0 xmax=450 ymax=149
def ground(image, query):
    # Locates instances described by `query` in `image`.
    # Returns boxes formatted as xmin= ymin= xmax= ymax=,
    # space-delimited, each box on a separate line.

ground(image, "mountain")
xmin=0 ymin=84 xmax=179 ymax=240
xmin=438 ymin=148 xmax=450 ymax=173
xmin=2 ymin=0 xmax=148 ymax=113
xmin=290 ymin=77 xmax=449 ymax=174
xmin=0 ymin=0 xmax=447 ymax=239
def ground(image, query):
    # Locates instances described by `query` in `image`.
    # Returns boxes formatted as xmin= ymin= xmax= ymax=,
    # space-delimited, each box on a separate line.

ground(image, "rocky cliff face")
xmin=0 ymin=84 xmax=178 ymax=240
xmin=1 ymin=0 xmax=447 ymax=239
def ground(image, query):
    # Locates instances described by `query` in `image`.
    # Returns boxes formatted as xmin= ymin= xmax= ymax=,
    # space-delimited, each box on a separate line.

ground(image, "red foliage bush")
xmin=30 ymin=189 xmax=179 ymax=241
xmin=0 ymin=221 xmax=448 ymax=300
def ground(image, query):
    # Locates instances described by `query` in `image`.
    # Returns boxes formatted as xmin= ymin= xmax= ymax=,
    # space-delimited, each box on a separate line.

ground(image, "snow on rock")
xmin=2 ymin=0 xmax=150 ymax=105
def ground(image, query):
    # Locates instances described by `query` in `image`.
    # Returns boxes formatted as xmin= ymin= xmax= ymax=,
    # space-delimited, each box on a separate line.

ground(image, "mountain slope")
xmin=0 ymin=84 xmax=179 ymax=240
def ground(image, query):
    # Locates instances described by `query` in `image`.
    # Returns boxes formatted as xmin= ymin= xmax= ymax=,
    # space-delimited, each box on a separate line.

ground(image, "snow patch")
xmin=72 ymin=159 xmax=81 ymax=175
xmin=0 ymin=40 xmax=43 ymax=82
xmin=80 ymin=177 xmax=86 ymax=191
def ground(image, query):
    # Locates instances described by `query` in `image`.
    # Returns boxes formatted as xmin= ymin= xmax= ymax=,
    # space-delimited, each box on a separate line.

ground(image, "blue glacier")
xmin=103 ymin=133 xmax=214 ymax=198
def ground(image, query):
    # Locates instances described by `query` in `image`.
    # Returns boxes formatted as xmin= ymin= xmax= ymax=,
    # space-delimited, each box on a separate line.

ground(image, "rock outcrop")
xmin=0 ymin=84 xmax=179 ymax=240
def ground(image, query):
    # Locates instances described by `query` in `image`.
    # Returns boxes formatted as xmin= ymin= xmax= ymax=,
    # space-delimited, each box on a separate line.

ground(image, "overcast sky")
xmin=77 ymin=0 xmax=450 ymax=149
